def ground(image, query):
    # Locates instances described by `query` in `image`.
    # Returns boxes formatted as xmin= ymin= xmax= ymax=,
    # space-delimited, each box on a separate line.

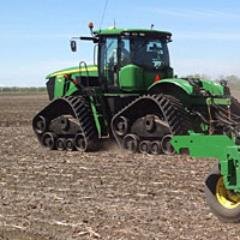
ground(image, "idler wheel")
xmin=66 ymin=138 xmax=75 ymax=151
xmin=123 ymin=134 xmax=139 ymax=153
xmin=161 ymin=135 xmax=175 ymax=155
xmin=139 ymin=140 xmax=151 ymax=154
xmin=114 ymin=116 xmax=129 ymax=136
xmin=34 ymin=115 xmax=47 ymax=134
xmin=74 ymin=133 xmax=87 ymax=151
xmin=41 ymin=132 xmax=56 ymax=150
xmin=56 ymin=138 xmax=66 ymax=151
xmin=150 ymin=141 xmax=162 ymax=155
xmin=144 ymin=115 xmax=155 ymax=132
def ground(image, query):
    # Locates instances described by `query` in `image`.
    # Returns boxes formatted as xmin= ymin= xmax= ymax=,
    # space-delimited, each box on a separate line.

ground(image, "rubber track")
xmin=33 ymin=96 xmax=99 ymax=151
xmin=65 ymin=96 xmax=99 ymax=151
xmin=111 ymin=94 xmax=192 ymax=147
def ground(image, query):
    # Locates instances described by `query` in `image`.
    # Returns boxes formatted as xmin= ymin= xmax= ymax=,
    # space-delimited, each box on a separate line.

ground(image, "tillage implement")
xmin=33 ymin=23 xmax=240 ymax=222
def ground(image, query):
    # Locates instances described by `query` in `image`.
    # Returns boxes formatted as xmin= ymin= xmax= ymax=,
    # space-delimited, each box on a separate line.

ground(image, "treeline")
xmin=0 ymin=87 xmax=46 ymax=92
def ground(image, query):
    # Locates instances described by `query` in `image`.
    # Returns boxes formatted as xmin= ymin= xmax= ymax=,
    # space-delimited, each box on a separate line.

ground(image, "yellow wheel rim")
xmin=216 ymin=177 xmax=240 ymax=209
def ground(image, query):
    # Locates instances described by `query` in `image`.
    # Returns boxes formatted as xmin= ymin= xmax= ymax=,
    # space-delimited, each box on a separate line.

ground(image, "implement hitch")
xmin=171 ymin=134 xmax=240 ymax=222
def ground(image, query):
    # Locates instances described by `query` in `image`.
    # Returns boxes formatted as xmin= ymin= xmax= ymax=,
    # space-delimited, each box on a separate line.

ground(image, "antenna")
xmin=99 ymin=0 xmax=110 ymax=29
xmin=114 ymin=19 xmax=116 ymax=29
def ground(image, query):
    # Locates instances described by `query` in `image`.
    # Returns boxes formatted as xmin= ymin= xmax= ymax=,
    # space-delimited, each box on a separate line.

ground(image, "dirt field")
xmin=1 ymin=94 xmax=240 ymax=240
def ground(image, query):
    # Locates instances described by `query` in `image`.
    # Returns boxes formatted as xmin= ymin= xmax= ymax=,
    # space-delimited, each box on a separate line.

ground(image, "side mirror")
xmin=70 ymin=40 xmax=77 ymax=52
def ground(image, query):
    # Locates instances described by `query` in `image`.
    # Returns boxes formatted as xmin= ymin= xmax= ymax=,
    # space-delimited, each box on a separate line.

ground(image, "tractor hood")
xmin=46 ymin=65 xmax=98 ymax=79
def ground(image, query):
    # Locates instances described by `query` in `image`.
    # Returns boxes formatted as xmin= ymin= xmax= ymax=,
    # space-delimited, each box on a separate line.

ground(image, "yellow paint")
xmin=56 ymin=67 xmax=98 ymax=76
xmin=216 ymin=177 xmax=240 ymax=209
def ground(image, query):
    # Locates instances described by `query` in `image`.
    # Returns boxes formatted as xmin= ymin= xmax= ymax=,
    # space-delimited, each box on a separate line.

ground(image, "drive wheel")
xmin=205 ymin=164 xmax=240 ymax=222
xmin=123 ymin=134 xmax=139 ymax=153
xmin=144 ymin=115 xmax=155 ymax=132
xmin=74 ymin=133 xmax=87 ymax=151
xmin=41 ymin=132 xmax=56 ymax=150
xmin=60 ymin=117 xmax=70 ymax=131
xmin=161 ymin=135 xmax=175 ymax=155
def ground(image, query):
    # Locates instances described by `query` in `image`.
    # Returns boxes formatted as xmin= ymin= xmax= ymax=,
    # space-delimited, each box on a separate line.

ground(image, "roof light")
xmin=88 ymin=22 xmax=94 ymax=30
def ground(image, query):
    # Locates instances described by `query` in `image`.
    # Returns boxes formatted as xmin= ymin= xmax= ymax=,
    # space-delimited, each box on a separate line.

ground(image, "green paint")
xmin=119 ymin=65 xmax=144 ymax=91
xmin=54 ymin=76 xmax=64 ymax=97
xmin=206 ymin=97 xmax=231 ymax=106
xmin=171 ymin=134 xmax=240 ymax=192
xmin=94 ymin=28 xmax=172 ymax=37
xmin=65 ymin=83 xmax=78 ymax=97
xmin=200 ymin=79 xmax=224 ymax=96
xmin=148 ymin=78 xmax=194 ymax=95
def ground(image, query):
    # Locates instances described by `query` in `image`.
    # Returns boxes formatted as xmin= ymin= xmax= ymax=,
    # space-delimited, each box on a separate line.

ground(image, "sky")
xmin=0 ymin=0 xmax=240 ymax=87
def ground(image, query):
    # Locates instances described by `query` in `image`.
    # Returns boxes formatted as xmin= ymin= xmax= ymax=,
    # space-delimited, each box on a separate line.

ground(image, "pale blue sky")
xmin=1 ymin=0 xmax=240 ymax=86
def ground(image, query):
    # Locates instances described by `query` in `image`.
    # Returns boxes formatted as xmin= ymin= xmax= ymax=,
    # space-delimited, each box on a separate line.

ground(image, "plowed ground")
xmin=1 ymin=94 xmax=240 ymax=240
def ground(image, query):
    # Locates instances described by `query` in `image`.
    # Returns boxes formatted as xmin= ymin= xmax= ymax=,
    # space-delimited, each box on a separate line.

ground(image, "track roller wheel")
xmin=114 ymin=116 xmax=129 ymax=136
xmin=65 ymin=138 xmax=75 ymax=151
xmin=123 ymin=134 xmax=139 ymax=153
xmin=205 ymin=164 xmax=240 ymax=222
xmin=139 ymin=140 xmax=151 ymax=154
xmin=150 ymin=141 xmax=162 ymax=155
xmin=41 ymin=132 xmax=56 ymax=150
xmin=33 ymin=115 xmax=47 ymax=134
xmin=161 ymin=135 xmax=175 ymax=155
xmin=144 ymin=115 xmax=155 ymax=132
xmin=56 ymin=138 xmax=66 ymax=151
xmin=74 ymin=133 xmax=87 ymax=151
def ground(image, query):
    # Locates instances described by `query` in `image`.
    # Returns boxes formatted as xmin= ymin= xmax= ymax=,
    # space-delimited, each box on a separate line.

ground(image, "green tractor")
xmin=33 ymin=24 xmax=234 ymax=153
xmin=33 ymin=24 xmax=240 ymax=221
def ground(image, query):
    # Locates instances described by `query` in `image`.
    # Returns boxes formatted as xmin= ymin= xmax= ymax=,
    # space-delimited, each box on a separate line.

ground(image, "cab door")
xmin=99 ymin=37 xmax=119 ymax=91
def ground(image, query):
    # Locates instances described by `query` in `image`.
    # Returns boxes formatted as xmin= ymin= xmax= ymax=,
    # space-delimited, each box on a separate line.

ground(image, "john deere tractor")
xmin=33 ymin=24 xmax=235 ymax=153
xmin=33 ymin=24 xmax=240 ymax=221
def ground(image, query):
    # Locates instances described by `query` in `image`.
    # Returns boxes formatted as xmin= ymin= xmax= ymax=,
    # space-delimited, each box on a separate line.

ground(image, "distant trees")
xmin=0 ymin=87 xmax=46 ymax=92
xmin=0 ymin=87 xmax=46 ymax=95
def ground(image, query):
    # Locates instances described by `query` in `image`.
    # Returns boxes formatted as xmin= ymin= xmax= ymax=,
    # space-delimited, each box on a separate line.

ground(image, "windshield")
xmin=122 ymin=36 xmax=170 ymax=70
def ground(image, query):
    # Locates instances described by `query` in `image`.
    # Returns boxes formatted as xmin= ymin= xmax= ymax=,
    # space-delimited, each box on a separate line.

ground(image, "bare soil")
xmin=1 ymin=94 xmax=240 ymax=240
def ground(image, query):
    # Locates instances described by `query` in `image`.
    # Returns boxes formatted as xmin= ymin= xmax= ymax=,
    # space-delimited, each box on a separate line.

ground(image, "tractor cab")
xmin=95 ymin=28 xmax=173 ymax=92
xmin=71 ymin=25 xmax=173 ymax=93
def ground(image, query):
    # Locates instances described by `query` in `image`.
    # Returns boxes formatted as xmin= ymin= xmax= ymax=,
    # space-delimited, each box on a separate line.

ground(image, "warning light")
xmin=154 ymin=74 xmax=161 ymax=83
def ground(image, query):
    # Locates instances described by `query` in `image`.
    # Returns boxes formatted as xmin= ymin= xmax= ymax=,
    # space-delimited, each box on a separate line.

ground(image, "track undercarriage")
xmin=111 ymin=94 xmax=191 ymax=155
xmin=33 ymin=93 xmax=240 ymax=156
xmin=33 ymin=93 xmax=193 ymax=155
xmin=33 ymin=96 xmax=99 ymax=152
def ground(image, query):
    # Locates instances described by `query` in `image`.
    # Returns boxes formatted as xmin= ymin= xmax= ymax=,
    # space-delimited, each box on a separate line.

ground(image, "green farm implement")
xmin=172 ymin=134 xmax=240 ymax=222
xmin=33 ymin=23 xmax=240 ymax=221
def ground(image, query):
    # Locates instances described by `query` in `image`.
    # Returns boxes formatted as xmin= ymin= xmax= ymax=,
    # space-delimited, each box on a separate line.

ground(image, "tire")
xmin=204 ymin=164 xmax=240 ymax=222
